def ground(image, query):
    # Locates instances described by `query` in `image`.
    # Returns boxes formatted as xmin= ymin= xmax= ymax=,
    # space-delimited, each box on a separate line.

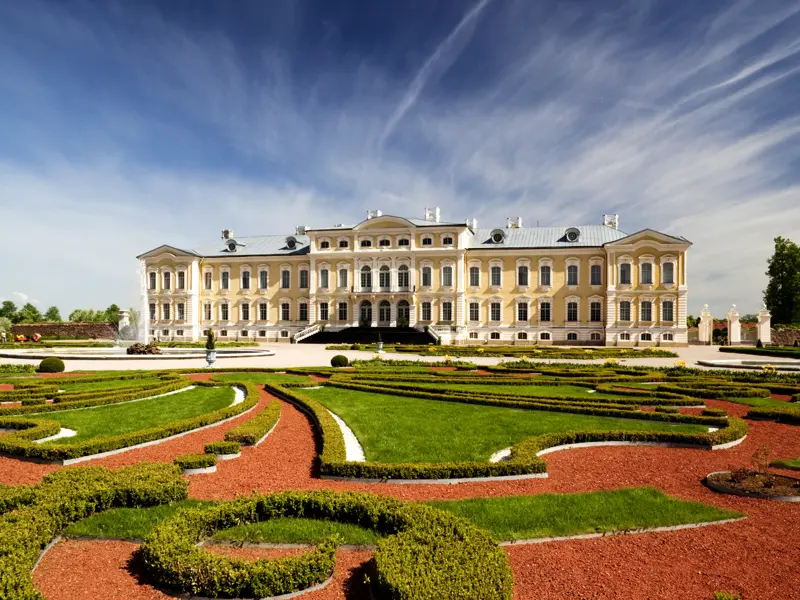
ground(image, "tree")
xmin=0 ymin=317 xmax=11 ymax=333
xmin=0 ymin=301 xmax=17 ymax=321
xmin=16 ymin=303 xmax=43 ymax=323
xmin=740 ymin=313 xmax=758 ymax=323
xmin=43 ymin=306 xmax=62 ymax=322
xmin=686 ymin=315 xmax=699 ymax=328
xmin=763 ymin=236 xmax=800 ymax=325
xmin=104 ymin=304 xmax=120 ymax=323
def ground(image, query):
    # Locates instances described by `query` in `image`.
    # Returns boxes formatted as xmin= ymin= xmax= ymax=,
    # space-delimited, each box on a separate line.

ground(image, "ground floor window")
xmin=299 ymin=303 xmax=309 ymax=322
xmin=220 ymin=330 xmax=228 ymax=337
xmin=176 ymin=329 xmax=184 ymax=337
xmin=280 ymin=330 xmax=289 ymax=338
xmin=241 ymin=330 xmax=248 ymax=337
xmin=619 ymin=332 xmax=630 ymax=341
xmin=281 ymin=303 xmax=290 ymax=321
xmin=162 ymin=329 xmax=169 ymax=337
xmin=641 ymin=332 xmax=652 ymax=341
xmin=590 ymin=332 xmax=602 ymax=341
xmin=567 ymin=332 xmax=578 ymax=341
xmin=540 ymin=332 xmax=550 ymax=340
xmin=490 ymin=331 xmax=500 ymax=340
xmin=259 ymin=330 xmax=266 ymax=337
xmin=663 ymin=332 xmax=674 ymax=341
xmin=469 ymin=331 xmax=478 ymax=339
xmin=518 ymin=331 xmax=527 ymax=340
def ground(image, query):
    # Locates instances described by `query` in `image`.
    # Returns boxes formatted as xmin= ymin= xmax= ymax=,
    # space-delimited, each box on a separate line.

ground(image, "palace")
xmin=137 ymin=208 xmax=691 ymax=345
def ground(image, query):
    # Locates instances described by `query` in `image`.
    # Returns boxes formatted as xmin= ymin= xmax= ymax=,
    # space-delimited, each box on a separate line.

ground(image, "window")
xmin=641 ymin=263 xmax=653 ymax=285
xmin=360 ymin=239 xmax=372 ymax=248
xmin=590 ymin=264 xmax=602 ymax=286
xmin=259 ymin=330 xmax=266 ymax=337
xmin=149 ymin=303 xmax=156 ymax=320
xmin=490 ymin=331 xmax=501 ymax=340
xmin=591 ymin=332 xmax=602 ymax=341
xmin=241 ymin=270 xmax=250 ymax=290
xmin=442 ymin=265 xmax=453 ymax=287
xmin=162 ymin=303 xmax=170 ymax=320
xmin=177 ymin=271 xmax=185 ymax=290
xmin=398 ymin=265 xmax=409 ymax=288
xmin=398 ymin=238 xmax=410 ymax=247
xmin=379 ymin=266 xmax=391 ymax=289
xmin=540 ymin=301 xmax=551 ymax=322
xmin=299 ymin=270 xmax=309 ymax=289
xmin=176 ymin=329 xmax=184 ymax=337
xmin=663 ymin=262 xmax=675 ymax=285
xmin=422 ymin=237 xmax=433 ymax=246
xmin=280 ymin=330 xmax=289 ymax=338
xmin=619 ymin=301 xmax=631 ymax=321
xmin=540 ymin=265 xmax=551 ymax=287
xmin=518 ymin=332 xmax=528 ymax=340
xmin=491 ymin=302 xmax=501 ymax=322
xmin=177 ymin=303 xmax=185 ymax=321
xmin=241 ymin=302 xmax=250 ymax=321
xmin=259 ymin=302 xmax=267 ymax=321
xmin=320 ymin=240 xmax=330 ymax=249
xmin=567 ymin=332 xmax=578 ymax=341
xmin=442 ymin=236 xmax=453 ymax=246
xmin=379 ymin=239 xmax=390 ymax=247
xmin=149 ymin=272 xmax=157 ymax=290
xmin=281 ymin=303 xmax=290 ymax=321
xmin=567 ymin=265 xmax=578 ymax=286
xmin=517 ymin=302 xmax=528 ymax=322
xmin=221 ymin=271 xmax=230 ymax=290
xmin=469 ymin=302 xmax=480 ymax=322
xmin=663 ymin=332 xmax=674 ymax=341
xmin=540 ymin=332 xmax=551 ymax=341
xmin=163 ymin=272 xmax=171 ymax=290
xmin=421 ymin=302 xmax=432 ymax=321
xmin=491 ymin=265 xmax=502 ymax=287
xmin=319 ymin=302 xmax=329 ymax=321
xmin=221 ymin=330 xmax=228 ymax=337
xmin=221 ymin=303 xmax=229 ymax=321
xmin=204 ymin=303 xmax=212 ymax=320
xmin=281 ymin=270 xmax=290 ymax=289
xmin=469 ymin=331 xmax=479 ymax=339
xmin=422 ymin=266 xmax=432 ymax=287
xmin=299 ymin=302 xmax=308 ymax=321
xmin=517 ymin=265 xmax=529 ymax=287
xmin=641 ymin=332 xmax=652 ymax=341
xmin=204 ymin=272 xmax=212 ymax=290
xmin=241 ymin=330 xmax=248 ymax=337
xmin=641 ymin=301 xmax=652 ymax=322
xmin=620 ymin=263 xmax=631 ymax=285
xmin=442 ymin=301 xmax=453 ymax=322
xmin=338 ymin=239 xmax=349 ymax=249
xmin=320 ymin=269 xmax=329 ymax=289
xmin=338 ymin=302 xmax=348 ymax=321
xmin=567 ymin=301 xmax=578 ymax=322
xmin=162 ymin=329 xmax=169 ymax=337
xmin=339 ymin=268 xmax=348 ymax=288
xmin=619 ymin=332 xmax=630 ymax=341
xmin=469 ymin=266 xmax=480 ymax=287
xmin=662 ymin=300 xmax=674 ymax=322
xmin=590 ymin=302 xmax=602 ymax=322
xmin=360 ymin=266 xmax=372 ymax=289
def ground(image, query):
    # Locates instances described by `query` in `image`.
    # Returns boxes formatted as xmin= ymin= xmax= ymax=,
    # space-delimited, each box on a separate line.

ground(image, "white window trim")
xmin=336 ymin=236 xmax=350 ymax=250
xmin=419 ymin=297 xmax=434 ymax=322
xmin=618 ymin=296 xmax=633 ymax=323
xmin=176 ymin=267 xmax=187 ymax=291
xmin=257 ymin=265 xmax=269 ymax=292
xmin=147 ymin=268 xmax=159 ymax=291
xmin=257 ymin=300 xmax=269 ymax=322
xmin=161 ymin=267 xmax=174 ymax=292
xmin=489 ymin=259 xmax=503 ymax=290
xmin=420 ymin=260 xmax=434 ymax=289
xmin=358 ymin=236 xmax=374 ymax=250
xmin=660 ymin=295 xmax=677 ymax=323
xmin=539 ymin=331 xmax=552 ymax=341
xmin=219 ymin=300 xmax=230 ymax=323
xmin=488 ymin=295 xmax=503 ymax=325
xmin=439 ymin=232 xmax=456 ymax=247
xmin=516 ymin=258 xmax=531 ymax=290
xmin=467 ymin=297 xmax=482 ymax=324
xmin=296 ymin=297 xmax=310 ymax=322
xmin=565 ymin=257 xmax=580 ymax=289
xmin=440 ymin=260 xmax=455 ymax=289
xmin=420 ymin=234 xmax=434 ymax=247
xmin=219 ymin=265 xmax=231 ymax=293
xmin=377 ymin=236 xmax=392 ymax=249
xmin=467 ymin=260 xmax=482 ymax=289
xmin=516 ymin=295 xmax=531 ymax=324
xmin=279 ymin=298 xmax=292 ymax=322
xmin=639 ymin=295 xmax=655 ymax=323
xmin=202 ymin=267 xmax=214 ymax=292
xmin=660 ymin=255 xmax=677 ymax=288
xmin=318 ymin=262 xmax=331 ymax=290
xmin=239 ymin=265 xmax=252 ymax=292
xmin=638 ymin=255 xmax=656 ymax=288
xmin=439 ymin=297 xmax=455 ymax=323
xmin=280 ymin=263 xmax=292 ymax=290
xmin=588 ymin=295 xmax=604 ymax=323
xmin=538 ymin=257 xmax=553 ymax=291
xmin=589 ymin=257 xmax=604 ymax=288
xmin=397 ymin=235 xmax=411 ymax=248
xmin=317 ymin=237 xmax=332 ymax=251
xmin=239 ymin=299 xmax=251 ymax=323
xmin=617 ymin=255 xmax=634 ymax=288
xmin=565 ymin=295 xmax=580 ymax=324
xmin=566 ymin=331 xmax=580 ymax=342
xmin=538 ymin=296 xmax=553 ymax=323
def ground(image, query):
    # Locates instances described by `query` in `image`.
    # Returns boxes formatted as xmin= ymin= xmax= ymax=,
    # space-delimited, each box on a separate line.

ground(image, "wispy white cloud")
xmin=12 ymin=292 xmax=39 ymax=305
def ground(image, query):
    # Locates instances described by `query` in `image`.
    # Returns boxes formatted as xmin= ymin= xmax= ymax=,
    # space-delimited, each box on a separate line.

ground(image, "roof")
xmin=188 ymin=234 xmax=310 ymax=258
xmin=469 ymin=225 xmax=629 ymax=249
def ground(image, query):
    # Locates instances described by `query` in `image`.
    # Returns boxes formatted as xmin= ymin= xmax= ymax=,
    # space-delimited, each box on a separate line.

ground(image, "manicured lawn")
xmin=211 ymin=373 xmax=313 ymax=385
xmin=360 ymin=380 xmax=624 ymax=401
xmin=64 ymin=488 xmax=738 ymax=543
xmin=36 ymin=386 xmax=234 ymax=444
xmin=56 ymin=377 xmax=164 ymax=392
xmin=302 ymin=387 xmax=707 ymax=463
xmin=771 ymin=458 xmax=800 ymax=470
xmin=719 ymin=397 xmax=790 ymax=408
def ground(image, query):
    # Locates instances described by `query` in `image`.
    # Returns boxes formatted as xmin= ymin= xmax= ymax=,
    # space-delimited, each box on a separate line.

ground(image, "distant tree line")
xmin=0 ymin=301 xmax=120 ymax=329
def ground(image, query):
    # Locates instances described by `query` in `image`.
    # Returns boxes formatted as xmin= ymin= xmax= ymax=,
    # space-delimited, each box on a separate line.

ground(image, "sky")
xmin=1 ymin=0 xmax=799 ymax=317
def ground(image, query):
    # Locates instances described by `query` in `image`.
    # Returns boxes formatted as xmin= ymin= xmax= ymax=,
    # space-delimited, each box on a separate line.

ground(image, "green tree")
xmin=104 ymin=304 xmax=121 ymax=323
xmin=0 ymin=301 xmax=17 ymax=321
xmin=16 ymin=303 xmax=43 ymax=323
xmin=763 ymin=236 xmax=800 ymax=325
xmin=739 ymin=313 xmax=758 ymax=323
xmin=43 ymin=306 xmax=62 ymax=322
xmin=0 ymin=317 xmax=11 ymax=333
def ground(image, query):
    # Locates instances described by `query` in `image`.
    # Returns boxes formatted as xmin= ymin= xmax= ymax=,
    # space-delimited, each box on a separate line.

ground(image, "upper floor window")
xmin=590 ymin=302 xmax=602 ymax=322
xmin=662 ymin=262 xmax=675 ymax=284
xmin=567 ymin=301 xmax=578 ymax=322
xmin=641 ymin=263 xmax=653 ymax=285
xmin=490 ymin=302 xmax=502 ymax=322
xmin=204 ymin=272 xmax=212 ymax=290
xmin=469 ymin=266 xmax=480 ymax=287
xmin=398 ymin=265 xmax=409 ymax=288
xmin=379 ymin=239 xmax=391 ymax=247
xmin=339 ymin=268 xmax=348 ymax=288
xmin=299 ymin=302 xmax=309 ymax=321
xmin=320 ymin=269 xmax=329 ymax=289
xmin=421 ymin=302 xmax=432 ymax=321
xmin=320 ymin=240 xmax=330 ymax=249
xmin=442 ymin=236 xmax=454 ymax=246
xmin=221 ymin=271 xmax=230 ymax=290
xmin=421 ymin=266 xmax=432 ymax=287
xmin=379 ymin=266 xmax=391 ymax=289
xmin=203 ymin=303 xmax=212 ymax=320
xmin=662 ymin=300 xmax=674 ymax=322
xmin=163 ymin=303 xmax=171 ymax=320
xmin=281 ymin=269 xmax=290 ymax=289
xmin=421 ymin=237 xmax=433 ymax=246
xmin=590 ymin=264 xmax=602 ymax=286
xmin=259 ymin=270 xmax=268 ymax=289
xmin=441 ymin=301 xmax=453 ymax=322
xmin=149 ymin=303 xmax=156 ymax=320
xmin=490 ymin=265 xmax=502 ymax=287
xmin=241 ymin=302 xmax=250 ymax=321
xmin=469 ymin=302 xmax=480 ymax=321
xmin=241 ymin=271 xmax=250 ymax=290
xmin=641 ymin=301 xmax=652 ymax=321
xmin=338 ymin=239 xmax=349 ymax=249
xmin=259 ymin=302 xmax=268 ymax=321
xmin=177 ymin=271 xmax=186 ymax=290
xmin=517 ymin=302 xmax=528 ymax=322
xmin=319 ymin=302 xmax=329 ymax=321
xmin=567 ymin=265 xmax=579 ymax=286
xmin=299 ymin=269 xmax=309 ymax=289
xmin=398 ymin=238 xmax=410 ymax=247
xmin=163 ymin=272 xmax=171 ymax=290
xmin=517 ymin=265 xmax=529 ymax=287
xmin=360 ymin=239 xmax=372 ymax=248
xmin=281 ymin=302 xmax=290 ymax=321
xmin=619 ymin=300 xmax=631 ymax=321
xmin=442 ymin=265 xmax=453 ymax=287
xmin=177 ymin=303 xmax=185 ymax=321
xmin=361 ymin=266 xmax=372 ymax=289
xmin=149 ymin=272 xmax=157 ymax=290
xmin=619 ymin=263 xmax=631 ymax=285
xmin=540 ymin=265 xmax=551 ymax=287
xmin=220 ymin=303 xmax=229 ymax=321
xmin=540 ymin=301 xmax=551 ymax=322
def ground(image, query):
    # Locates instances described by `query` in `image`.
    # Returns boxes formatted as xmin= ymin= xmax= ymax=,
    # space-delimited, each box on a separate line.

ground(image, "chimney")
xmin=366 ymin=209 xmax=383 ymax=220
xmin=465 ymin=217 xmax=477 ymax=230
xmin=295 ymin=225 xmax=308 ymax=235
xmin=507 ymin=217 xmax=522 ymax=229
xmin=603 ymin=214 xmax=619 ymax=230
xmin=424 ymin=207 xmax=441 ymax=223
xmin=221 ymin=229 xmax=233 ymax=240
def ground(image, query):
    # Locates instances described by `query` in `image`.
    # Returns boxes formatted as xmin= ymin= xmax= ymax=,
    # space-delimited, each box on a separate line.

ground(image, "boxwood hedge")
xmin=174 ymin=453 xmax=217 ymax=470
xmin=224 ymin=395 xmax=281 ymax=446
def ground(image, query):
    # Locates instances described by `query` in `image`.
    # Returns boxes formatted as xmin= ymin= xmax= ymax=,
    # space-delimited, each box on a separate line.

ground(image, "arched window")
xmin=518 ymin=332 xmax=528 ymax=340
xmin=163 ymin=271 xmax=171 ymax=290
xmin=421 ymin=236 xmax=433 ymax=246
xmin=442 ymin=265 xmax=453 ymax=287
xmin=567 ymin=265 xmax=578 ymax=286
xmin=379 ymin=300 xmax=391 ymax=322
xmin=590 ymin=264 xmax=602 ymax=285
xmin=640 ymin=301 xmax=652 ymax=322
xmin=442 ymin=236 xmax=454 ymax=246
xmin=379 ymin=265 xmax=391 ymax=289
xmin=540 ymin=332 xmax=551 ymax=340
xmin=662 ymin=262 xmax=675 ymax=284
xmin=619 ymin=301 xmax=631 ymax=321
xmin=619 ymin=332 xmax=631 ymax=341
xmin=663 ymin=332 xmax=674 ymax=341
xmin=338 ymin=239 xmax=349 ymax=248
xmin=590 ymin=332 xmax=602 ymax=341
xmin=398 ymin=265 xmax=409 ymax=288
xmin=641 ymin=263 xmax=653 ymax=284
xmin=361 ymin=266 xmax=372 ymax=289
xmin=338 ymin=268 xmax=348 ymax=288
xmin=641 ymin=332 xmax=652 ymax=341
xmin=360 ymin=239 xmax=372 ymax=248
xmin=319 ymin=240 xmax=330 ymax=249
xmin=490 ymin=331 xmax=501 ymax=340
xmin=379 ymin=238 xmax=391 ymax=247
xmin=398 ymin=238 xmax=410 ymax=247
xmin=567 ymin=332 xmax=578 ymax=341
xmin=320 ymin=269 xmax=329 ymax=289
xmin=422 ymin=266 xmax=432 ymax=287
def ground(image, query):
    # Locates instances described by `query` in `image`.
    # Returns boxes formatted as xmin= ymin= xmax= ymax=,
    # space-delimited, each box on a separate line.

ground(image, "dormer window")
xmin=421 ymin=237 xmax=433 ymax=246
xmin=286 ymin=236 xmax=297 ymax=250
xmin=379 ymin=239 xmax=391 ymax=247
xmin=227 ymin=241 xmax=237 ymax=252
xmin=360 ymin=239 xmax=372 ymax=248
xmin=442 ymin=236 xmax=454 ymax=246
xmin=319 ymin=240 xmax=330 ymax=249
xmin=565 ymin=227 xmax=580 ymax=243
xmin=398 ymin=238 xmax=410 ymax=246
xmin=490 ymin=229 xmax=506 ymax=244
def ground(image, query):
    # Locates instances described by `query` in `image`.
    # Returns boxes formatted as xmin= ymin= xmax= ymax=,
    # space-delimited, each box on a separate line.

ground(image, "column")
xmin=190 ymin=259 xmax=200 ymax=341
xmin=390 ymin=301 xmax=397 ymax=327
xmin=757 ymin=305 xmax=772 ymax=344
xmin=140 ymin=259 xmax=150 ymax=343
xmin=390 ymin=257 xmax=397 ymax=293
xmin=727 ymin=305 xmax=741 ymax=345
xmin=698 ymin=304 xmax=713 ymax=345
xmin=371 ymin=296 xmax=378 ymax=328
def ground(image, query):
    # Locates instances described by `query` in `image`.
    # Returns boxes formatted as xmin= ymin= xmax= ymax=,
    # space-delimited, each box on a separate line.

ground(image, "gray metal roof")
xmin=189 ymin=235 xmax=311 ymax=258
xmin=469 ymin=225 xmax=629 ymax=249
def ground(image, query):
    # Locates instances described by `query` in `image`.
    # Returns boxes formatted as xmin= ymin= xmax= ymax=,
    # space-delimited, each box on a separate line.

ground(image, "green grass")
xmin=211 ymin=373 xmax=313 ymax=385
xmin=302 ymin=387 xmax=707 ymax=463
xmin=718 ymin=396 xmax=789 ymax=408
xmin=367 ymin=380 xmax=625 ymax=401
xmin=63 ymin=488 xmax=738 ymax=544
xmin=56 ymin=378 xmax=164 ymax=392
xmin=35 ymin=386 xmax=234 ymax=444
xmin=770 ymin=458 xmax=800 ymax=470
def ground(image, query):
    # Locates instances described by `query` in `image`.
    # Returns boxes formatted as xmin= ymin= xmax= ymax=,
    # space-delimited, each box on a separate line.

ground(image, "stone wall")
xmin=10 ymin=322 xmax=118 ymax=339
xmin=771 ymin=328 xmax=800 ymax=346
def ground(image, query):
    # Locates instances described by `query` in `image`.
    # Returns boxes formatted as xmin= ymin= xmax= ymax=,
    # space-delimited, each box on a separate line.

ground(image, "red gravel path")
xmin=0 ymin=383 xmax=13 ymax=391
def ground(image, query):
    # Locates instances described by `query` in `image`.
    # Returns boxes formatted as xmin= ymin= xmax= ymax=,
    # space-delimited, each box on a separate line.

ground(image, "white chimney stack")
xmin=295 ymin=225 xmax=308 ymax=235
xmin=366 ymin=209 xmax=383 ymax=220
xmin=221 ymin=229 xmax=233 ymax=240
xmin=424 ymin=207 xmax=441 ymax=223
xmin=465 ymin=217 xmax=477 ymax=230
xmin=603 ymin=214 xmax=619 ymax=230
xmin=507 ymin=217 xmax=522 ymax=229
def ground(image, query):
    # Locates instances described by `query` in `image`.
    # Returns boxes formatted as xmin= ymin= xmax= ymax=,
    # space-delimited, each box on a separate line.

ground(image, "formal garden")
xmin=1 ymin=359 xmax=799 ymax=599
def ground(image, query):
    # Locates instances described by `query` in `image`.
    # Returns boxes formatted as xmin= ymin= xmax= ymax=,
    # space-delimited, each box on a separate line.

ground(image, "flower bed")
xmin=705 ymin=470 xmax=800 ymax=501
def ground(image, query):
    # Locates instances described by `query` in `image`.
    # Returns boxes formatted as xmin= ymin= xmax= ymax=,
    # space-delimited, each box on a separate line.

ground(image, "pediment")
xmin=136 ymin=244 xmax=199 ymax=260
xmin=353 ymin=215 xmax=415 ymax=231
xmin=605 ymin=229 xmax=690 ymax=248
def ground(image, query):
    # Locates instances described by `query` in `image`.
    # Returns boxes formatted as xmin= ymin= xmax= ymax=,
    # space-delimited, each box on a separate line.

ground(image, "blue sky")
xmin=1 ymin=0 xmax=799 ymax=317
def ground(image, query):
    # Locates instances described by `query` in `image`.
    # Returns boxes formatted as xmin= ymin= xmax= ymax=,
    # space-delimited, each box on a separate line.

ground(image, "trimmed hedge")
xmin=702 ymin=408 xmax=728 ymax=417
xmin=655 ymin=406 xmax=680 ymax=414
xmin=37 ymin=357 xmax=65 ymax=373
xmin=331 ymin=355 xmax=349 ymax=368
xmin=719 ymin=346 xmax=800 ymax=359
xmin=203 ymin=440 xmax=241 ymax=455
xmin=174 ymin=453 xmax=217 ymax=469
xmin=747 ymin=404 xmax=800 ymax=425
xmin=0 ymin=364 xmax=35 ymax=374
xmin=138 ymin=490 xmax=513 ymax=600
xmin=0 ymin=463 xmax=187 ymax=599
xmin=224 ymin=390 xmax=281 ymax=445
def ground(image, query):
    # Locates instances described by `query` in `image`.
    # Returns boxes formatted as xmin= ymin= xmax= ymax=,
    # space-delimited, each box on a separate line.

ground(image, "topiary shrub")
xmin=756 ymin=339 xmax=763 ymax=348
xmin=349 ymin=343 xmax=361 ymax=351
xmin=204 ymin=440 xmax=240 ymax=455
xmin=795 ymin=340 xmax=799 ymax=348
xmin=331 ymin=355 xmax=349 ymax=368
xmin=702 ymin=408 xmax=728 ymax=417
xmin=37 ymin=357 xmax=65 ymax=373
xmin=174 ymin=453 xmax=216 ymax=470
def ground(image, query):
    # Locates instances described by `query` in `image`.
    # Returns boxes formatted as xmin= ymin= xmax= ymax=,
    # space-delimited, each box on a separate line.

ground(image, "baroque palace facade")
xmin=137 ymin=208 xmax=691 ymax=345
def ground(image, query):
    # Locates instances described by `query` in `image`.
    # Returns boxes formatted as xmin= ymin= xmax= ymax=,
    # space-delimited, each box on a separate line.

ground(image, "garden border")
xmin=704 ymin=471 xmax=800 ymax=503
